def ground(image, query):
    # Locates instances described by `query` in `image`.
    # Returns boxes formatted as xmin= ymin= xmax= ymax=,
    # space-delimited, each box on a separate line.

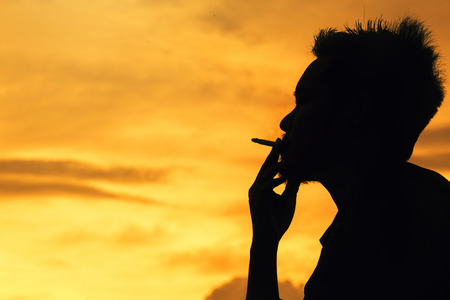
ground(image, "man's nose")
xmin=280 ymin=109 xmax=295 ymax=132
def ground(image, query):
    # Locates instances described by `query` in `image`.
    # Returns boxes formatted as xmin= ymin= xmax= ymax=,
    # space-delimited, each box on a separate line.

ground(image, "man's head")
xmin=312 ymin=17 xmax=445 ymax=160
xmin=280 ymin=17 xmax=445 ymax=182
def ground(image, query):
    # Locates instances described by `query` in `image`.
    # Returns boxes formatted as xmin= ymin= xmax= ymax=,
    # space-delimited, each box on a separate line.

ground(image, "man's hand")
xmin=249 ymin=139 xmax=301 ymax=246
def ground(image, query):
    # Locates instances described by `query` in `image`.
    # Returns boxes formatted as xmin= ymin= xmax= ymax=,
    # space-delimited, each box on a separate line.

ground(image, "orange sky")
xmin=1 ymin=1 xmax=450 ymax=299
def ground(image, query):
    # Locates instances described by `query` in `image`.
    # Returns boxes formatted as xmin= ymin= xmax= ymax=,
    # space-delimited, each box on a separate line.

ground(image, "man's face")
xmin=279 ymin=58 xmax=342 ymax=182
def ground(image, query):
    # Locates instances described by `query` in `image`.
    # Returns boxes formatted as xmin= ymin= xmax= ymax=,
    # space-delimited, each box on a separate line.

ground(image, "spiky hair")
xmin=312 ymin=17 xmax=445 ymax=160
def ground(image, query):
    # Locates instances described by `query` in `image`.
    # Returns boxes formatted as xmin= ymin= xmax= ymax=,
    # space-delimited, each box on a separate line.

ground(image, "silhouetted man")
xmin=246 ymin=17 xmax=450 ymax=300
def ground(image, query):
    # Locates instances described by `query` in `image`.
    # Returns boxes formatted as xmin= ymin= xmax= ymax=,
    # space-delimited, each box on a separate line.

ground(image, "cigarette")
xmin=251 ymin=138 xmax=276 ymax=147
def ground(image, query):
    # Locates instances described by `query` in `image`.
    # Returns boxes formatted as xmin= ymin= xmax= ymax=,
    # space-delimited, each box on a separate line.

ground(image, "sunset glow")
xmin=1 ymin=1 xmax=450 ymax=299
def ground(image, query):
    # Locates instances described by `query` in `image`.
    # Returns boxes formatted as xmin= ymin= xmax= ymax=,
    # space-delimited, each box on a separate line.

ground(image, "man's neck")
xmin=318 ymin=158 xmax=384 ymax=211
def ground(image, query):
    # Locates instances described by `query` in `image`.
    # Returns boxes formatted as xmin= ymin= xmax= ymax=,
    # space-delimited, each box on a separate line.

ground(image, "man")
xmin=246 ymin=17 xmax=450 ymax=300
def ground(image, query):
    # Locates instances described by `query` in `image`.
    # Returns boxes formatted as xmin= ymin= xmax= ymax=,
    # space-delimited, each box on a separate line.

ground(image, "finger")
xmin=262 ymin=176 xmax=286 ymax=190
xmin=282 ymin=178 xmax=301 ymax=198
xmin=259 ymin=138 xmax=282 ymax=171
xmin=256 ymin=161 xmax=284 ymax=183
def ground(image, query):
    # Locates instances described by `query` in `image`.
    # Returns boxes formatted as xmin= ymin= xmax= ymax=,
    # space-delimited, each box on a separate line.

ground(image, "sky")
xmin=1 ymin=0 xmax=450 ymax=299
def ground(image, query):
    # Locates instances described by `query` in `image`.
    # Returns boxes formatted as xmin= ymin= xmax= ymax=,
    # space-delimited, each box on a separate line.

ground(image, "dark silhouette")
xmin=246 ymin=17 xmax=450 ymax=300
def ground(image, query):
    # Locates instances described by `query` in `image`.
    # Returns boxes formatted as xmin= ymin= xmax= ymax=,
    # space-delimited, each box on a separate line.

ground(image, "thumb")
xmin=282 ymin=179 xmax=301 ymax=198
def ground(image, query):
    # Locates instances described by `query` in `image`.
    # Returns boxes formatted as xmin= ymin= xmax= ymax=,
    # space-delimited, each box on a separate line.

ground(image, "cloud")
xmin=0 ymin=294 xmax=50 ymax=300
xmin=40 ymin=258 xmax=72 ymax=270
xmin=54 ymin=229 xmax=102 ymax=246
xmin=137 ymin=0 xmax=183 ymax=6
xmin=199 ymin=0 xmax=364 ymax=48
xmin=54 ymin=223 xmax=169 ymax=247
xmin=409 ymin=126 xmax=450 ymax=171
xmin=0 ymin=178 xmax=159 ymax=205
xmin=415 ymin=125 xmax=450 ymax=148
xmin=162 ymin=248 xmax=248 ymax=274
xmin=204 ymin=277 xmax=304 ymax=300
xmin=0 ymin=159 xmax=168 ymax=183
xmin=409 ymin=152 xmax=450 ymax=171
xmin=204 ymin=277 xmax=247 ymax=300
xmin=114 ymin=223 xmax=168 ymax=246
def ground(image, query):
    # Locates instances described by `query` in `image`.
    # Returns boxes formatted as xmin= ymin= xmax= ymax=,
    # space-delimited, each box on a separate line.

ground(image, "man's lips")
xmin=281 ymin=134 xmax=290 ymax=149
xmin=280 ymin=136 xmax=290 ymax=159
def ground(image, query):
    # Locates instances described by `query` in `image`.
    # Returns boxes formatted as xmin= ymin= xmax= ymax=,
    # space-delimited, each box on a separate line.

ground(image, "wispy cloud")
xmin=54 ymin=222 xmax=167 ymax=248
xmin=410 ymin=126 xmax=450 ymax=171
xmin=40 ymin=258 xmax=72 ymax=270
xmin=162 ymin=247 xmax=248 ymax=274
xmin=416 ymin=125 xmax=450 ymax=148
xmin=0 ymin=293 xmax=51 ymax=300
xmin=204 ymin=276 xmax=304 ymax=300
xmin=0 ymin=159 xmax=168 ymax=183
xmin=410 ymin=152 xmax=450 ymax=171
xmin=0 ymin=178 xmax=159 ymax=205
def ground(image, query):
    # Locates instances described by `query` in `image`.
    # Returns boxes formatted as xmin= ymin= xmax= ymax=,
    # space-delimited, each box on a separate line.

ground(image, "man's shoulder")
xmin=401 ymin=162 xmax=450 ymax=198
xmin=401 ymin=163 xmax=450 ymax=249
xmin=403 ymin=161 xmax=449 ymax=181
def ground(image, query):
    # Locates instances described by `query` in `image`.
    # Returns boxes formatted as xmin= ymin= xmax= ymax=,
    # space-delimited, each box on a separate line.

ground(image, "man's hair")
xmin=312 ymin=17 xmax=445 ymax=160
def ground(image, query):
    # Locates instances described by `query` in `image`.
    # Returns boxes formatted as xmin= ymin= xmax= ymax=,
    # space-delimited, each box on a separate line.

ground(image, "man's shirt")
xmin=304 ymin=162 xmax=450 ymax=300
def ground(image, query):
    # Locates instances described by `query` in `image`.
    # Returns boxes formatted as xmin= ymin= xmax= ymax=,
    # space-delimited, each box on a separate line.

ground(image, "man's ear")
xmin=344 ymin=92 xmax=372 ymax=136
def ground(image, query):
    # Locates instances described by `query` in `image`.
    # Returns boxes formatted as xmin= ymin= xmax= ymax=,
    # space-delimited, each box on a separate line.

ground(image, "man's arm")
xmin=246 ymin=139 xmax=300 ymax=300
xmin=246 ymin=240 xmax=280 ymax=299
